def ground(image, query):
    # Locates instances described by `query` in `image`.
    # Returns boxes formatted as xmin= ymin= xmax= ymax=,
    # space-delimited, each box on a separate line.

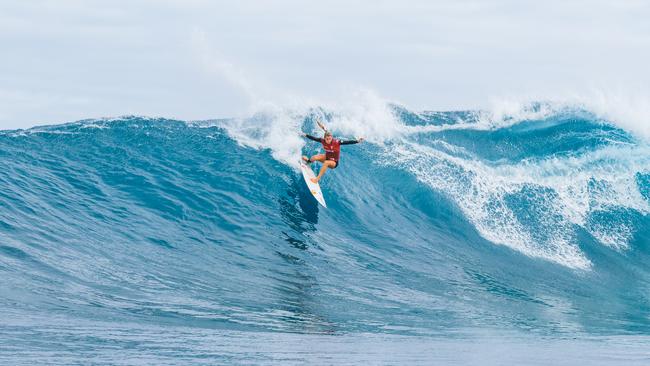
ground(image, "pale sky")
xmin=1 ymin=0 xmax=649 ymax=130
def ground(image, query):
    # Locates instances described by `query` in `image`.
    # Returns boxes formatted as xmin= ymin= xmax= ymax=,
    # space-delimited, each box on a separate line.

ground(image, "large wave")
xmin=1 ymin=101 xmax=649 ymax=340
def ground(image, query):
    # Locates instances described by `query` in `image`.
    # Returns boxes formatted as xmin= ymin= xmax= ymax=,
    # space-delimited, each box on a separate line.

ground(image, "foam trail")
xmin=386 ymin=141 xmax=592 ymax=269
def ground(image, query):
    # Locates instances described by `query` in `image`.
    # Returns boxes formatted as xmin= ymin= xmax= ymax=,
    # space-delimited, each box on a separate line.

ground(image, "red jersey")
xmin=321 ymin=138 xmax=341 ymax=162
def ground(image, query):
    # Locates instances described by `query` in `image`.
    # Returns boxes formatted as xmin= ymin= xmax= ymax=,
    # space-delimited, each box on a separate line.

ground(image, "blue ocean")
xmin=1 ymin=102 xmax=649 ymax=365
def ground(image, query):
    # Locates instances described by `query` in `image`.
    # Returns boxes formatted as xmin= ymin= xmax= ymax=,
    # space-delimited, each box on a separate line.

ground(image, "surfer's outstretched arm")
xmin=340 ymin=137 xmax=364 ymax=145
xmin=303 ymin=133 xmax=322 ymax=142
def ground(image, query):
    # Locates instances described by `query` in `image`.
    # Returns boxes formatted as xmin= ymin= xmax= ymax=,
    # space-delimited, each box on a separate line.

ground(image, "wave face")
xmin=1 ymin=105 xmax=650 ymax=360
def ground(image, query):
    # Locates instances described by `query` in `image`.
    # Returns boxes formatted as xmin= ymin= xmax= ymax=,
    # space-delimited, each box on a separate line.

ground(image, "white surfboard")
xmin=300 ymin=160 xmax=327 ymax=208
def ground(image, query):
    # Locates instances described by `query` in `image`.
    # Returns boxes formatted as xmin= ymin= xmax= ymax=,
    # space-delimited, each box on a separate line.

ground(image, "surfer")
xmin=302 ymin=120 xmax=364 ymax=183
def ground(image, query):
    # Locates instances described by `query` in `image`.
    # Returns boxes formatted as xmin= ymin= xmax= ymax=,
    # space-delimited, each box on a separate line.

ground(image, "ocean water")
xmin=1 ymin=102 xmax=649 ymax=364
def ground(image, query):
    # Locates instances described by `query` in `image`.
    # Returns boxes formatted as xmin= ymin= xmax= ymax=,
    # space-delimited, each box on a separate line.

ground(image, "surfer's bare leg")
xmin=311 ymin=160 xmax=336 ymax=183
xmin=303 ymin=154 xmax=325 ymax=164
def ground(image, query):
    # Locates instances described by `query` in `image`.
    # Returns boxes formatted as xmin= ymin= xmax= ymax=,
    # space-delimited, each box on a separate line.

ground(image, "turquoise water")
xmin=1 ymin=105 xmax=649 ymax=364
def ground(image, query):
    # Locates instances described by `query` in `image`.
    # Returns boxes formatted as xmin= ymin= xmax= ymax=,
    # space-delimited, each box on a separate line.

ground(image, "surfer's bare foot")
xmin=302 ymin=156 xmax=310 ymax=163
xmin=310 ymin=177 xmax=319 ymax=183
